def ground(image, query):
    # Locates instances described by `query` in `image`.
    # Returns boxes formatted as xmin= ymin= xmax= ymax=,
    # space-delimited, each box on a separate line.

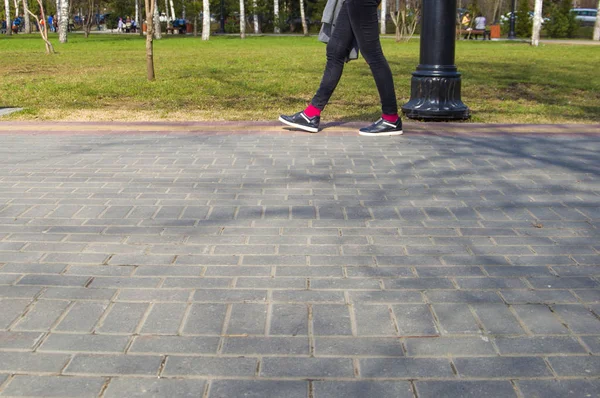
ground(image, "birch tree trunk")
xmin=23 ymin=0 xmax=31 ymax=32
xmin=252 ymin=0 xmax=259 ymax=33
xmin=593 ymin=0 xmax=600 ymax=41
xmin=239 ymin=0 xmax=245 ymax=38
xmin=135 ymin=0 xmax=139 ymax=28
xmin=380 ymin=0 xmax=386 ymax=34
xmin=202 ymin=0 xmax=210 ymax=39
xmin=58 ymin=0 xmax=68 ymax=42
xmin=531 ymin=0 xmax=543 ymax=46
xmin=299 ymin=0 xmax=307 ymax=35
xmin=56 ymin=0 xmax=60 ymax=20
xmin=153 ymin=0 xmax=162 ymax=38
xmin=274 ymin=0 xmax=279 ymax=33
xmin=4 ymin=0 xmax=11 ymax=35
xmin=145 ymin=0 xmax=156 ymax=80
xmin=169 ymin=0 xmax=175 ymax=20
xmin=26 ymin=0 xmax=54 ymax=53
xmin=164 ymin=0 xmax=169 ymax=21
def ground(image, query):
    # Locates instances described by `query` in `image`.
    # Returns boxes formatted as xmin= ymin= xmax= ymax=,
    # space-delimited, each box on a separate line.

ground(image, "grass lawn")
xmin=1 ymin=34 xmax=599 ymax=123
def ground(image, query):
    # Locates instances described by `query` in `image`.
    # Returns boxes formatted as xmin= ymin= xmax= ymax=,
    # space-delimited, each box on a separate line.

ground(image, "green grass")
xmin=1 ymin=34 xmax=599 ymax=123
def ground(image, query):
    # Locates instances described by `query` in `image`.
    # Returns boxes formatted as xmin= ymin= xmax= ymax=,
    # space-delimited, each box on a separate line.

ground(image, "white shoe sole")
xmin=358 ymin=130 xmax=404 ymax=137
xmin=278 ymin=116 xmax=319 ymax=133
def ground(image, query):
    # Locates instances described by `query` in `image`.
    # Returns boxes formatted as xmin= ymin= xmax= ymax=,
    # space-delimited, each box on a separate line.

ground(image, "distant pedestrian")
xmin=48 ymin=15 xmax=54 ymax=32
xmin=117 ymin=17 xmax=124 ymax=33
xmin=278 ymin=0 xmax=403 ymax=136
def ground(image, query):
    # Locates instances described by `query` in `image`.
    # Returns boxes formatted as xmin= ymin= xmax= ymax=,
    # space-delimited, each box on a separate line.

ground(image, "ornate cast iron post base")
xmin=401 ymin=0 xmax=470 ymax=121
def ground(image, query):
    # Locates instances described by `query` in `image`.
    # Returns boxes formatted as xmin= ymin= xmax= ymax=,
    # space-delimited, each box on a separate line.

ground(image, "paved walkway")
xmin=0 ymin=122 xmax=599 ymax=398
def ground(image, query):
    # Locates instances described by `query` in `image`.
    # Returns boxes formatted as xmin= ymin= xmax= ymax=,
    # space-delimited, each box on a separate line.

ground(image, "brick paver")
xmin=0 ymin=123 xmax=599 ymax=397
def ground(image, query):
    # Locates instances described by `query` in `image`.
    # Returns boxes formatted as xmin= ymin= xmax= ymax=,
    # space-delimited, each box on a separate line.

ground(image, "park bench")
xmin=457 ymin=28 xmax=490 ymax=40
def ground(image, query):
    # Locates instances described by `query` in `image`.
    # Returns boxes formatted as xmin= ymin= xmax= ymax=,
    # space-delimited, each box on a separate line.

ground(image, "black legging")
xmin=311 ymin=0 xmax=398 ymax=115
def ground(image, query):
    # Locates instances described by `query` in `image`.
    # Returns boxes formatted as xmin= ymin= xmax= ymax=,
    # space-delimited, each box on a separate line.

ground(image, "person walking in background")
xmin=278 ymin=0 xmax=403 ymax=136
xmin=117 ymin=17 xmax=124 ymax=33
xmin=48 ymin=14 xmax=54 ymax=32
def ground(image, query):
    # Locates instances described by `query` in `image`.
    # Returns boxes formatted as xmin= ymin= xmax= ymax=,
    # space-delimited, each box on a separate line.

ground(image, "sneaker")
xmin=358 ymin=118 xmax=403 ymax=136
xmin=279 ymin=111 xmax=320 ymax=133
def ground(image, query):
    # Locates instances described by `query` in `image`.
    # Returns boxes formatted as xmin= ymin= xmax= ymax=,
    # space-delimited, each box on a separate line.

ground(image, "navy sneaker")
xmin=359 ymin=118 xmax=403 ymax=136
xmin=279 ymin=111 xmax=320 ymax=133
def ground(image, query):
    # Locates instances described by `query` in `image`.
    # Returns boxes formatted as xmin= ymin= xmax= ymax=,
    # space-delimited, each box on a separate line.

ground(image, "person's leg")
xmin=345 ymin=0 xmax=398 ymax=117
xmin=309 ymin=4 xmax=356 ymax=112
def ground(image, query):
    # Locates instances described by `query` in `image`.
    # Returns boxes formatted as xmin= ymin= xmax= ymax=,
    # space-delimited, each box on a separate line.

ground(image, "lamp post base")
xmin=401 ymin=73 xmax=470 ymax=121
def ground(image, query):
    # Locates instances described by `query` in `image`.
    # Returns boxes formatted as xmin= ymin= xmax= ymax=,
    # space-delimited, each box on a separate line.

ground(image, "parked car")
xmin=571 ymin=8 xmax=597 ymax=25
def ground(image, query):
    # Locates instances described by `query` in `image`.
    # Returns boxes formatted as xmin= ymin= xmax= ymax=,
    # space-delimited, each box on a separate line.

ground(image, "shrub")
xmin=544 ymin=0 xmax=578 ymax=38
xmin=515 ymin=0 xmax=532 ymax=37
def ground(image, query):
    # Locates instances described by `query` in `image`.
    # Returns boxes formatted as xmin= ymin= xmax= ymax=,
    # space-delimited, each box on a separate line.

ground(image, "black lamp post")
xmin=507 ymin=0 xmax=517 ymax=39
xmin=219 ymin=0 xmax=225 ymax=33
xmin=401 ymin=0 xmax=470 ymax=121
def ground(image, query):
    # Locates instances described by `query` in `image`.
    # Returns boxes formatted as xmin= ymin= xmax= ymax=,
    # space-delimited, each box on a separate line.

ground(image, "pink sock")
xmin=304 ymin=104 xmax=321 ymax=118
xmin=382 ymin=113 xmax=399 ymax=123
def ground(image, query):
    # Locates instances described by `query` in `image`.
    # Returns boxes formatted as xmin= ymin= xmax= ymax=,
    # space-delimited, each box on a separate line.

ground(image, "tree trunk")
xmin=56 ymin=0 xmax=60 ymax=21
xmin=153 ymin=0 xmax=162 ymax=38
xmin=26 ymin=0 xmax=54 ymax=53
xmin=202 ymin=0 xmax=210 ymax=39
xmin=299 ymin=0 xmax=307 ymax=35
xmin=58 ymin=0 xmax=68 ymax=42
xmin=380 ymin=0 xmax=386 ymax=34
xmin=593 ymin=0 xmax=600 ymax=40
xmin=531 ymin=0 xmax=543 ymax=46
xmin=239 ymin=0 xmax=245 ymax=38
xmin=169 ymin=0 xmax=175 ymax=20
xmin=169 ymin=0 xmax=177 ymax=20
xmin=164 ymin=0 xmax=169 ymax=21
xmin=4 ymin=0 xmax=11 ymax=35
xmin=135 ymin=0 xmax=139 ymax=28
xmin=252 ymin=0 xmax=259 ymax=33
xmin=145 ymin=0 xmax=155 ymax=80
xmin=23 ymin=0 xmax=31 ymax=33
xmin=274 ymin=0 xmax=279 ymax=33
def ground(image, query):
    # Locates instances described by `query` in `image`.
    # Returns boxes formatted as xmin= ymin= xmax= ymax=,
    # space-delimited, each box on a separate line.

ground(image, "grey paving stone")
xmin=405 ymin=337 xmax=496 ymax=357
xmin=359 ymin=358 xmax=453 ymax=378
xmin=0 ymin=299 xmax=31 ymax=329
xmin=495 ymin=336 xmax=587 ymax=355
xmin=193 ymin=289 xmax=267 ymax=303
xmin=0 ymin=375 xmax=106 ymax=397
xmin=500 ymin=289 xmax=579 ymax=304
xmin=453 ymin=357 xmax=552 ymax=378
xmin=13 ymin=299 xmax=70 ymax=331
xmin=392 ymin=304 xmax=438 ymax=336
xmin=415 ymin=381 xmax=517 ymax=398
xmin=104 ymin=378 xmax=207 ymax=398
xmin=313 ymin=304 xmax=353 ymax=336
xmin=516 ymin=380 xmax=600 ymax=398
xmin=471 ymin=304 xmax=525 ymax=335
xmin=0 ymin=352 xmax=70 ymax=373
xmin=273 ymin=291 xmax=344 ymax=303
xmin=226 ymin=303 xmax=268 ymax=335
xmin=314 ymin=381 xmax=414 ymax=398
xmin=163 ymin=356 xmax=257 ymax=377
xmin=552 ymin=304 xmax=600 ymax=333
xmin=548 ymin=356 xmax=600 ymax=376
xmin=40 ymin=287 xmax=116 ymax=301
xmin=511 ymin=304 xmax=570 ymax=334
xmin=223 ymin=336 xmax=309 ymax=355
xmin=38 ymin=334 xmax=129 ymax=353
xmin=425 ymin=290 xmax=503 ymax=303
xmin=0 ymin=331 xmax=43 ymax=350
xmin=140 ymin=303 xmax=187 ymax=334
xmin=315 ymin=337 xmax=404 ymax=356
xmin=129 ymin=335 xmax=219 ymax=354
xmin=65 ymin=354 xmax=163 ymax=376
xmin=55 ymin=302 xmax=108 ymax=332
xmin=433 ymin=304 xmax=480 ymax=334
xmin=209 ymin=380 xmax=307 ymax=398
xmin=97 ymin=302 xmax=148 ymax=333
xmin=182 ymin=303 xmax=227 ymax=335
xmin=261 ymin=357 xmax=354 ymax=378
xmin=17 ymin=275 xmax=91 ymax=287
xmin=269 ymin=304 xmax=308 ymax=336
xmin=581 ymin=335 xmax=600 ymax=354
